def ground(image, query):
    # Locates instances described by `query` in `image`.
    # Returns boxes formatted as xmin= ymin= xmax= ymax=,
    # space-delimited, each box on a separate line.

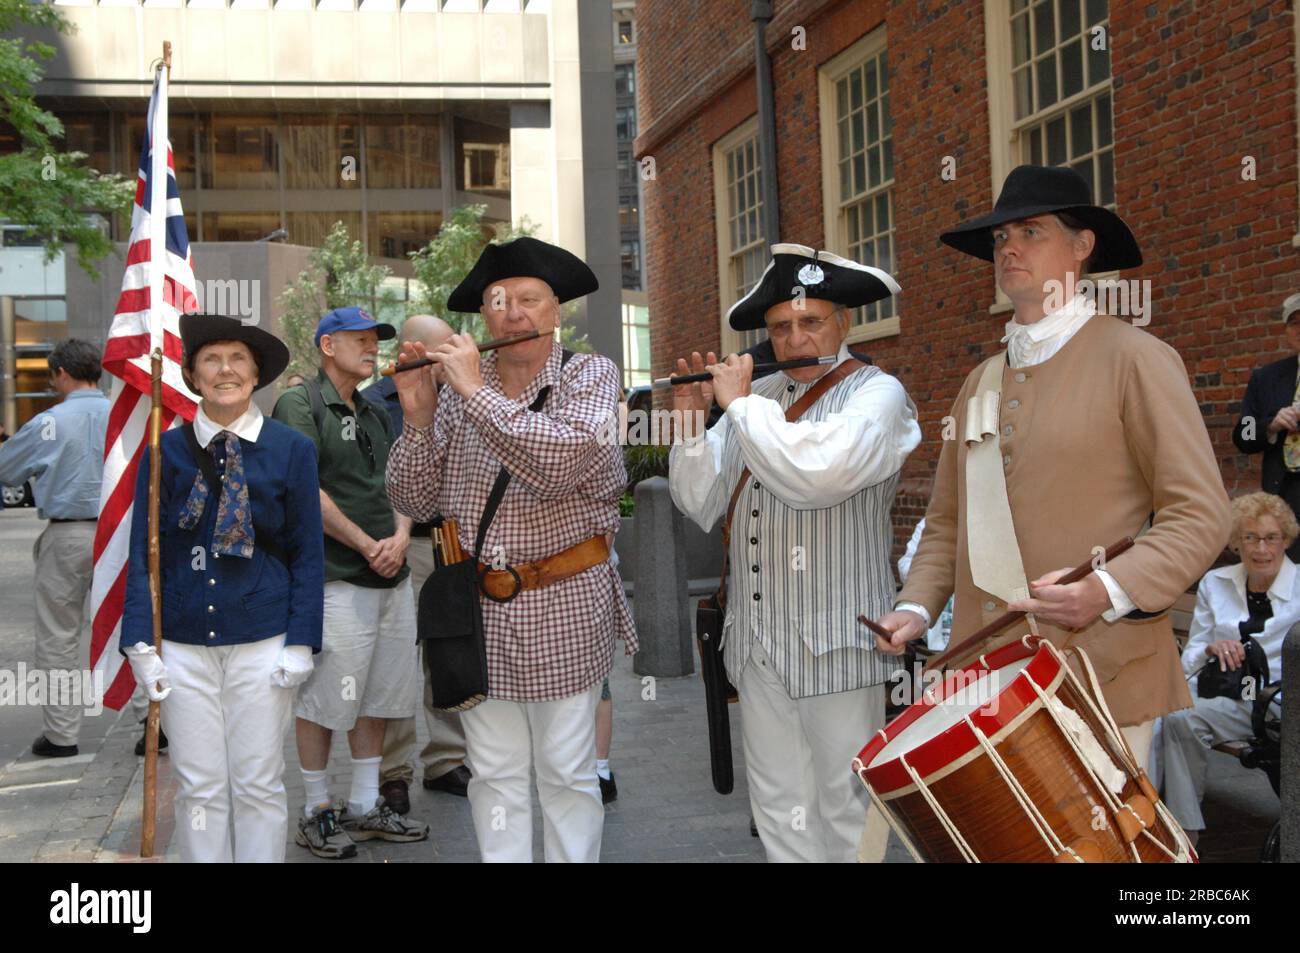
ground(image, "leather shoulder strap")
xmin=716 ymin=358 xmax=864 ymax=607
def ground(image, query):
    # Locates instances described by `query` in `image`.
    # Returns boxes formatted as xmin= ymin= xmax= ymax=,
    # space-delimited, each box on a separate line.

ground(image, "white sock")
xmin=302 ymin=768 xmax=329 ymax=817
xmin=349 ymin=756 xmax=382 ymax=815
xmin=596 ymin=759 xmax=611 ymax=780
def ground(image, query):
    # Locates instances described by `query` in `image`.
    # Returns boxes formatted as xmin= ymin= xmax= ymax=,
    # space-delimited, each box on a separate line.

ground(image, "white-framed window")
xmin=818 ymin=29 xmax=898 ymax=343
xmin=713 ymin=117 xmax=768 ymax=353
xmin=985 ymin=0 xmax=1115 ymax=308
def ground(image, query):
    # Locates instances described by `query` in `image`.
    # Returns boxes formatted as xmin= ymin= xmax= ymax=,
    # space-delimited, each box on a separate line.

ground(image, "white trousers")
xmin=739 ymin=642 xmax=885 ymax=863
xmin=161 ymin=637 xmax=294 ymax=863
xmin=461 ymin=683 xmax=603 ymax=863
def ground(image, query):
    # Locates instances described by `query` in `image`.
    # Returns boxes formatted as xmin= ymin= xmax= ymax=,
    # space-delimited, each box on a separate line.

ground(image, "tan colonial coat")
xmin=899 ymin=314 xmax=1232 ymax=726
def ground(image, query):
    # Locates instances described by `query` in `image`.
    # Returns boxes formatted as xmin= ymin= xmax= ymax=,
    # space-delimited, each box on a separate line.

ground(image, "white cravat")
xmin=1001 ymin=293 xmax=1096 ymax=369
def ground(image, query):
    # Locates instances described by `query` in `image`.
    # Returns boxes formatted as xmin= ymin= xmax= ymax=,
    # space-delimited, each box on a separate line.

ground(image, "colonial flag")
xmin=90 ymin=64 xmax=199 ymax=710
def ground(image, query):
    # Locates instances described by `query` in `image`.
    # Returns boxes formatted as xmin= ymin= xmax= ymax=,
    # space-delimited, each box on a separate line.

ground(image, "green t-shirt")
xmin=272 ymin=370 xmax=410 ymax=588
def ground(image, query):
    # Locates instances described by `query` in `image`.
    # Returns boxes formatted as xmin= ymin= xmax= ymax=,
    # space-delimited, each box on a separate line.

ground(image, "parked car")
xmin=1 ymin=481 xmax=33 ymax=508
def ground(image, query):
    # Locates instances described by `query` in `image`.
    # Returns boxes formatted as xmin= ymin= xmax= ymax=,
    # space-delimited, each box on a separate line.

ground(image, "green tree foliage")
xmin=277 ymin=221 xmax=399 ymax=381
xmin=0 ymin=0 xmax=134 ymax=275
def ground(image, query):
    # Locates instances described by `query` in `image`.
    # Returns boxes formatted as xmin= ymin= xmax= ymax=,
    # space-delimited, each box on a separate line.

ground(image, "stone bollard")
xmin=1282 ymin=622 xmax=1299 ymax=862
xmin=631 ymin=476 xmax=694 ymax=678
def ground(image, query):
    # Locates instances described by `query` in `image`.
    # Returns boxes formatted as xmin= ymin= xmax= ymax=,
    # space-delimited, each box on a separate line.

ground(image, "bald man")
xmin=368 ymin=315 xmax=473 ymax=813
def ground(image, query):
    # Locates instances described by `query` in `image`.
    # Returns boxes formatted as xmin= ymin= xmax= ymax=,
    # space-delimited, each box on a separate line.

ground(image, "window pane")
xmin=1061 ymin=38 xmax=1084 ymax=98
xmin=868 ymin=146 xmax=881 ymax=189
xmin=852 ymin=112 xmax=864 ymax=154
xmin=850 ymin=69 xmax=863 ymax=111
xmin=1046 ymin=115 xmax=1067 ymax=165
xmin=839 ymin=158 xmax=851 ymax=198
xmin=285 ymin=212 xmax=363 ymax=249
xmin=876 ymin=193 xmax=890 ymax=229
xmin=1070 ymin=103 xmax=1092 ymax=155
xmin=882 ymin=93 xmax=892 ymax=135
xmin=1033 ymin=0 xmax=1055 ymax=57
xmin=1012 ymin=12 xmax=1031 ymax=66
xmin=1060 ymin=0 xmax=1082 ymax=37
xmin=1036 ymin=55 xmax=1058 ymax=111
xmin=853 ymin=153 xmax=865 ymax=194
xmin=883 ymin=139 xmax=894 ymax=181
xmin=1098 ymin=149 xmax=1114 ymax=206
xmin=455 ymin=116 xmax=510 ymax=195
xmin=1097 ymin=92 xmax=1112 ymax=147
xmin=1070 ymin=158 xmax=1093 ymax=199
xmin=210 ymin=117 xmax=278 ymax=189
xmin=1028 ymin=125 xmax=1043 ymax=164
xmin=369 ymin=211 xmax=441 ymax=260
xmin=838 ymin=118 xmax=850 ymax=160
xmin=880 ymin=50 xmax=888 ymax=90
xmin=1087 ymin=33 xmax=1110 ymax=85
xmin=1086 ymin=0 xmax=1107 ymax=27
xmin=202 ymin=211 xmax=281 ymax=242
xmin=1014 ymin=67 xmax=1033 ymax=120
xmin=366 ymin=117 xmax=440 ymax=190
xmin=865 ymin=61 xmax=877 ymax=102
xmin=867 ymin=101 xmax=879 ymax=144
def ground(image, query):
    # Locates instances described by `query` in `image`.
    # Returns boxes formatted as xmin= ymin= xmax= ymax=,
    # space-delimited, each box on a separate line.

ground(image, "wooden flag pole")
xmin=141 ymin=349 xmax=165 ymax=858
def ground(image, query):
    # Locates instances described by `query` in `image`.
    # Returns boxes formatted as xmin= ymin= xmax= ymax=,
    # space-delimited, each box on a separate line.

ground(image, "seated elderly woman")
xmin=121 ymin=313 xmax=324 ymax=863
xmin=1161 ymin=491 xmax=1295 ymax=846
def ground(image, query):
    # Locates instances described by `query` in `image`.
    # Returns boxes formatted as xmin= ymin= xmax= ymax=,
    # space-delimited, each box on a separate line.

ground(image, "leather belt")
xmin=477 ymin=535 xmax=610 ymax=603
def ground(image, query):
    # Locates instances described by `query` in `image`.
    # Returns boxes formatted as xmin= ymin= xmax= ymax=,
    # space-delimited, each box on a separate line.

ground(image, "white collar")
xmin=1003 ymin=293 xmax=1096 ymax=346
xmin=193 ymin=402 xmax=264 ymax=448
xmin=1225 ymin=556 xmax=1297 ymax=604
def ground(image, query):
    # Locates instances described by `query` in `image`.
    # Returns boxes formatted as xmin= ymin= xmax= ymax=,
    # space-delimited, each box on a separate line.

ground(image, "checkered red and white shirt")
xmin=387 ymin=341 xmax=637 ymax=702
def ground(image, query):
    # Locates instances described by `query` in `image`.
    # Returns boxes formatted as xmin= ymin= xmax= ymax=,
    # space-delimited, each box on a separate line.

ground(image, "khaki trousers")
xmin=379 ymin=537 xmax=468 ymax=783
xmin=33 ymin=521 xmax=96 ymax=747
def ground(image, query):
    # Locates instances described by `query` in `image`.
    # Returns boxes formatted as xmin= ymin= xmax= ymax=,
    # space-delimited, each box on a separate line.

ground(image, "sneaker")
xmin=295 ymin=805 xmax=357 ymax=859
xmin=339 ymin=797 xmax=430 ymax=843
xmin=599 ymin=772 xmax=618 ymax=804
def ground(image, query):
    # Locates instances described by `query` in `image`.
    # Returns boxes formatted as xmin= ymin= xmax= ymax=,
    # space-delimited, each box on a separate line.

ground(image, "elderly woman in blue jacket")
xmin=122 ymin=313 xmax=324 ymax=863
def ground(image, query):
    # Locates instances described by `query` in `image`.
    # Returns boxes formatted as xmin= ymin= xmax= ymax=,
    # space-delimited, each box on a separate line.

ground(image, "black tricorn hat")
xmin=180 ymin=313 xmax=291 ymax=392
xmin=447 ymin=236 xmax=599 ymax=313
xmin=939 ymin=164 xmax=1142 ymax=272
xmin=726 ymin=243 xmax=900 ymax=331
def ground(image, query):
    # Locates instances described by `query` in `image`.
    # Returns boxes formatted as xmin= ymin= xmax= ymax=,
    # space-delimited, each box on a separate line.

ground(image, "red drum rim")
xmin=855 ymin=636 xmax=1063 ymax=796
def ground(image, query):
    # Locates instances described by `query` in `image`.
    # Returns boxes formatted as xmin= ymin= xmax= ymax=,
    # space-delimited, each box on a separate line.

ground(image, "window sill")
xmin=846 ymin=316 xmax=900 ymax=344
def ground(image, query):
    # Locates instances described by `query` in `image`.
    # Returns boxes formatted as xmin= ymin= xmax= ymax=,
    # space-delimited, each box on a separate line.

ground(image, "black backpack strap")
xmin=472 ymin=350 xmax=575 ymax=559
xmin=302 ymin=377 xmax=328 ymax=439
xmin=181 ymin=422 xmax=289 ymax=568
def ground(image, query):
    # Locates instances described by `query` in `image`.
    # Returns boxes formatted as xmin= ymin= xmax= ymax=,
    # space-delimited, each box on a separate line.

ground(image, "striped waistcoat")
xmin=718 ymin=364 xmax=901 ymax=698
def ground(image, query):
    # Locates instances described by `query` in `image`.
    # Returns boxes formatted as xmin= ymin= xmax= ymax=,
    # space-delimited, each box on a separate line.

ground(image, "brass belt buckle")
xmin=479 ymin=563 xmax=523 ymax=603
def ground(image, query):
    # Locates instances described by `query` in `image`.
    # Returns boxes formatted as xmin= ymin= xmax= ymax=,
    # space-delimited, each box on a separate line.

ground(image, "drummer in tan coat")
xmin=875 ymin=165 xmax=1232 ymax=766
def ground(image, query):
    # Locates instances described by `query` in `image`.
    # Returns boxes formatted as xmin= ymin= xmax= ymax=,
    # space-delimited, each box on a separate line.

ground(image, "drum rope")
xmin=1021 ymin=670 xmax=1141 ymax=862
xmin=962 ymin=715 xmax=1066 ymax=858
xmin=854 ymin=764 xmax=926 ymax=864
xmin=898 ymin=753 xmax=980 ymax=862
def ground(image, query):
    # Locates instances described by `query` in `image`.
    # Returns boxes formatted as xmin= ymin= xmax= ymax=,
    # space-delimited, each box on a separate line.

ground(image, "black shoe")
xmin=422 ymin=764 xmax=471 ymax=797
xmin=750 ymin=816 xmax=759 ymax=838
xmin=31 ymin=735 xmax=78 ymax=758
xmin=135 ymin=728 xmax=168 ymax=757
xmin=379 ymin=779 xmax=411 ymax=815
xmin=599 ymin=772 xmax=618 ymax=804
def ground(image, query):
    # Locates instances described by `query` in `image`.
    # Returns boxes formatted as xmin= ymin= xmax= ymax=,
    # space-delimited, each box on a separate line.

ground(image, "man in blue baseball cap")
xmin=273 ymin=305 xmax=429 ymax=858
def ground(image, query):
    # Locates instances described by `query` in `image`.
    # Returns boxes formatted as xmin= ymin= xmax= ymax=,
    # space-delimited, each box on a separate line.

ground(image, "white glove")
xmin=270 ymin=644 xmax=314 ymax=689
xmin=125 ymin=642 xmax=172 ymax=701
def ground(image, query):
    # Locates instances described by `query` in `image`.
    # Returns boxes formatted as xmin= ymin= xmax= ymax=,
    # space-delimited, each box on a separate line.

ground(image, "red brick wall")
xmin=637 ymin=0 xmax=1300 ymax=559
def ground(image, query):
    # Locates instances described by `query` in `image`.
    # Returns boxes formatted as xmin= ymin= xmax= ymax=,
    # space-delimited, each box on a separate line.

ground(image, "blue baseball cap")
xmin=314 ymin=306 xmax=397 ymax=346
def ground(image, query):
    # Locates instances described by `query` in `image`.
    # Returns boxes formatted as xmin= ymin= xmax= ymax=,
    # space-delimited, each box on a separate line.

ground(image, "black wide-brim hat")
xmin=940 ymin=164 xmax=1142 ymax=272
xmin=726 ymin=243 xmax=900 ymax=331
xmin=180 ymin=313 xmax=291 ymax=392
xmin=447 ymin=236 xmax=599 ymax=313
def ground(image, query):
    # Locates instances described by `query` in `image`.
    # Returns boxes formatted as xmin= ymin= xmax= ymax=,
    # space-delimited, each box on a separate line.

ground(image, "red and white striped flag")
xmin=91 ymin=65 xmax=199 ymax=710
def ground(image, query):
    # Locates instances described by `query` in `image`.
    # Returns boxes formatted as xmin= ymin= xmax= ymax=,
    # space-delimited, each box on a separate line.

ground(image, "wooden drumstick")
xmin=921 ymin=537 xmax=1135 ymax=672
xmin=857 ymin=537 xmax=1136 ymax=672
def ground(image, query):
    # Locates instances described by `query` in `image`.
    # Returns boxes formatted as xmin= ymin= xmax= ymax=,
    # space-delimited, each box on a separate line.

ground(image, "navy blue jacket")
xmin=1233 ymin=354 xmax=1299 ymax=496
xmin=121 ymin=418 xmax=325 ymax=652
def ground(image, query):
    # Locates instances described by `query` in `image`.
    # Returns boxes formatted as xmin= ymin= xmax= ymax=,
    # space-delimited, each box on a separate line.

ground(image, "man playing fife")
xmin=875 ymin=165 xmax=1232 ymax=770
xmin=387 ymin=237 xmax=636 ymax=863
xmin=669 ymin=243 xmax=921 ymax=862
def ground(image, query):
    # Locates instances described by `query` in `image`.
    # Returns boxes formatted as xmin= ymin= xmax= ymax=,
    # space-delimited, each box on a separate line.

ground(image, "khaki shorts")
xmin=295 ymin=578 xmax=419 ymax=732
